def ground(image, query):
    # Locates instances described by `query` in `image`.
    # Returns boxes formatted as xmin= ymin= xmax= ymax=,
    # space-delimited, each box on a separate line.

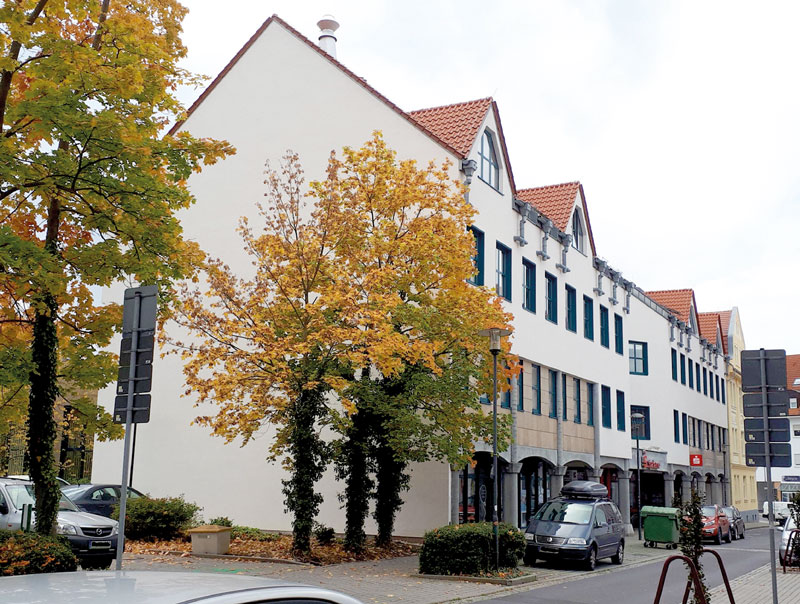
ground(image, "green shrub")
xmin=112 ymin=496 xmax=200 ymax=541
xmin=230 ymin=525 xmax=280 ymax=542
xmin=313 ymin=524 xmax=335 ymax=545
xmin=0 ymin=530 xmax=78 ymax=576
xmin=209 ymin=516 xmax=233 ymax=527
xmin=419 ymin=522 xmax=525 ymax=575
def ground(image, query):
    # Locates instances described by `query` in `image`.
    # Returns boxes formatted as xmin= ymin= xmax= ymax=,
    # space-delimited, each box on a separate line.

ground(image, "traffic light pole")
xmin=760 ymin=348 xmax=778 ymax=604
xmin=115 ymin=291 xmax=141 ymax=571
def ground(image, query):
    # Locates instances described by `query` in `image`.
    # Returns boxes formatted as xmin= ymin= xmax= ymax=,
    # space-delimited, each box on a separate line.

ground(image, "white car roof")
xmin=0 ymin=571 xmax=364 ymax=604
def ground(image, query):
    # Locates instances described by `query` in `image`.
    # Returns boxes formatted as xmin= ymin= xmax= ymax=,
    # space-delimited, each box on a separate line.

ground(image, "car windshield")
xmin=701 ymin=506 xmax=716 ymax=518
xmin=534 ymin=501 xmax=593 ymax=525
xmin=721 ymin=507 xmax=734 ymax=517
xmin=61 ymin=485 xmax=90 ymax=497
xmin=6 ymin=484 xmax=79 ymax=512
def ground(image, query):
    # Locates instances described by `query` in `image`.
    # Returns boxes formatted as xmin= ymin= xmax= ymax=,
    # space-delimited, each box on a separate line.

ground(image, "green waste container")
xmin=641 ymin=506 xmax=681 ymax=549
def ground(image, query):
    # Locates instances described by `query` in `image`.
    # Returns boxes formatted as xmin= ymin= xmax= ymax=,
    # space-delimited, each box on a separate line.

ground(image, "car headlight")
xmin=111 ymin=522 xmax=119 ymax=536
xmin=57 ymin=522 xmax=78 ymax=535
xmin=525 ymin=533 xmax=534 ymax=540
xmin=567 ymin=537 xmax=587 ymax=545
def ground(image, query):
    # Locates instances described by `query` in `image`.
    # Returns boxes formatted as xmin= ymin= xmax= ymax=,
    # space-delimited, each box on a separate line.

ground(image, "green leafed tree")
xmin=0 ymin=0 xmax=232 ymax=534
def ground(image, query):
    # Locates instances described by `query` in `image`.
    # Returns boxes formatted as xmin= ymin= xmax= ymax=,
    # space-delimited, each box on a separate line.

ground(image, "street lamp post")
xmin=631 ymin=411 xmax=645 ymax=541
xmin=477 ymin=327 xmax=512 ymax=571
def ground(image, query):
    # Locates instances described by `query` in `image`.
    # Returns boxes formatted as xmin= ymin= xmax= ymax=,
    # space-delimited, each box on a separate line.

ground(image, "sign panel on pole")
xmin=741 ymin=349 xmax=787 ymax=392
xmin=113 ymin=394 xmax=151 ymax=424
xmin=743 ymin=417 xmax=791 ymax=443
xmin=745 ymin=442 xmax=792 ymax=468
xmin=743 ymin=391 xmax=789 ymax=418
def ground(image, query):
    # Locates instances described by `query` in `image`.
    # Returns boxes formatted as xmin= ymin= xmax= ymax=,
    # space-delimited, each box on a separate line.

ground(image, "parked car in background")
xmin=701 ymin=504 xmax=731 ymax=544
xmin=763 ymin=500 xmax=790 ymax=525
xmin=722 ymin=505 xmax=745 ymax=540
xmin=779 ymin=514 xmax=798 ymax=566
xmin=5 ymin=474 xmax=71 ymax=486
xmin=0 ymin=477 xmax=118 ymax=569
xmin=61 ymin=484 xmax=145 ymax=518
xmin=524 ymin=481 xmax=625 ymax=571
xmin=0 ymin=571 xmax=365 ymax=604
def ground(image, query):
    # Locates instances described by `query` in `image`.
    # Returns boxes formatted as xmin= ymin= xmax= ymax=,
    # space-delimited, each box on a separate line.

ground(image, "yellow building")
xmin=715 ymin=308 xmax=759 ymax=521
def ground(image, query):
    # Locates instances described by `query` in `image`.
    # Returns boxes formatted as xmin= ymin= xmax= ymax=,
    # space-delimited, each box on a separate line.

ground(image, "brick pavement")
xmin=708 ymin=563 xmax=800 ymax=604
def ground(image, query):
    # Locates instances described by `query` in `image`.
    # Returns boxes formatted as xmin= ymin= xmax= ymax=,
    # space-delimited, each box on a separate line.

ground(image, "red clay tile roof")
xmin=517 ymin=182 xmax=581 ymax=233
xmin=644 ymin=289 xmax=696 ymax=324
xmin=697 ymin=312 xmax=723 ymax=348
xmin=169 ymin=15 xmax=461 ymax=157
xmin=408 ymin=98 xmax=493 ymax=158
xmin=709 ymin=309 xmax=733 ymax=355
xmin=787 ymin=354 xmax=800 ymax=390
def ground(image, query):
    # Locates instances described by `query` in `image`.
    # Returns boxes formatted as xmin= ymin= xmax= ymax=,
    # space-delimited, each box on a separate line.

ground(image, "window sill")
xmin=523 ymin=307 xmax=536 ymax=314
xmin=546 ymin=317 xmax=558 ymax=325
xmin=630 ymin=371 xmax=649 ymax=376
xmin=477 ymin=175 xmax=503 ymax=194
xmin=567 ymin=328 xmax=577 ymax=334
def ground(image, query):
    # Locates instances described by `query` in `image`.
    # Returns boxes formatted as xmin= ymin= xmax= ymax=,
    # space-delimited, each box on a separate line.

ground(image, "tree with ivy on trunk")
xmin=0 ymin=0 xmax=232 ymax=535
xmin=678 ymin=489 xmax=710 ymax=604
xmin=322 ymin=134 xmax=515 ymax=554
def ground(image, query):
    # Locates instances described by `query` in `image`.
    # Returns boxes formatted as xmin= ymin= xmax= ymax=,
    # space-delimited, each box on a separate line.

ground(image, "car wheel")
xmin=611 ymin=541 xmax=624 ymax=565
xmin=714 ymin=529 xmax=722 ymax=545
xmin=724 ymin=527 xmax=732 ymax=543
xmin=584 ymin=546 xmax=597 ymax=571
xmin=81 ymin=556 xmax=114 ymax=570
xmin=739 ymin=527 xmax=745 ymax=540
xmin=523 ymin=550 xmax=537 ymax=567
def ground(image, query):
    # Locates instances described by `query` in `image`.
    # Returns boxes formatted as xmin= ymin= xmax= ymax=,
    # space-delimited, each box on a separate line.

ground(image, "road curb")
xmin=125 ymin=550 xmax=316 ymax=566
xmin=411 ymin=571 xmax=538 ymax=586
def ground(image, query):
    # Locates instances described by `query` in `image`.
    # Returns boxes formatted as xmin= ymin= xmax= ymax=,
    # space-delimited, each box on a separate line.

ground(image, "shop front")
xmin=518 ymin=457 xmax=553 ymax=527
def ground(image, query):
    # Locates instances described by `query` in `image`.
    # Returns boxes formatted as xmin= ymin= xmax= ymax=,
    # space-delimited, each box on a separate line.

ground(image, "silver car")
xmin=0 ymin=477 xmax=118 ymax=569
xmin=0 ymin=571 xmax=364 ymax=604
xmin=779 ymin=514 xmax=798 ymax=565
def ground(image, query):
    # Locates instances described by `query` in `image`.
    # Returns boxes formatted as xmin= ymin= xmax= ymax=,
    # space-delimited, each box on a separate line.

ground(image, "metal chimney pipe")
xmin=317 ymin=15 xmax=339 ymax=59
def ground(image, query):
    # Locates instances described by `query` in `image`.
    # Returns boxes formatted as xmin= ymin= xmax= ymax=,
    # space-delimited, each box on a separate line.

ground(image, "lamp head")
xmin=477 ymin=327 xmax=513 ymax=353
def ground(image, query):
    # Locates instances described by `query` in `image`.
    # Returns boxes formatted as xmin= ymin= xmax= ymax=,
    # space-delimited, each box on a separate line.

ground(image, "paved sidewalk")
xmin=708 ymin=563 xmax=800 ymax=603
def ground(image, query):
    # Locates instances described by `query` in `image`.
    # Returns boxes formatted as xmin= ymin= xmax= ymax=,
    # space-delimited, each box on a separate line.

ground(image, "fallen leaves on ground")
xmin=125 ymin=535 xmax=414 ymax=565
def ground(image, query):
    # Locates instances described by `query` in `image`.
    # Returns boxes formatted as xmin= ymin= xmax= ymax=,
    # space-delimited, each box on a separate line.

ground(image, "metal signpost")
xmin=114 ymin=285 xmax=157 ymax=571
xmin=741 ymin=348 xmax=787 ymax=604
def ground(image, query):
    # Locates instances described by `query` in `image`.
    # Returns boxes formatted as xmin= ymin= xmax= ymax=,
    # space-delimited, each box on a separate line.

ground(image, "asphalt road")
xmin=482 ymin=527 xmax=778 ymax=604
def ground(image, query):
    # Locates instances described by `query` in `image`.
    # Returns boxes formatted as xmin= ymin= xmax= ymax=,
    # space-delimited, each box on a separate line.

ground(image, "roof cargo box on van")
xmin=560 ymin=481 xmax=608 ymax=499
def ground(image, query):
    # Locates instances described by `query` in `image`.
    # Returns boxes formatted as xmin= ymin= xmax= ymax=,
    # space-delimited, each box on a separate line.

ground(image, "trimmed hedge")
xmin=419 ymin=522 xmax=526 ymax=575
xmin=112 ymin=496 xmax=200 ymax=541
xmin=0 ymin=530 xmax=78 ymax=576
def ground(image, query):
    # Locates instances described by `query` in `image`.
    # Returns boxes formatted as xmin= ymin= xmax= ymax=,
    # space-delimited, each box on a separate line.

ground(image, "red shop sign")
xmin=690 ymin=454 xmax=703 ymax=467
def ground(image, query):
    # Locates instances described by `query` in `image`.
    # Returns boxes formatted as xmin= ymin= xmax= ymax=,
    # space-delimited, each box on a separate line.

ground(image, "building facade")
xmin=92 ymin=15 xmax=737 ymax=536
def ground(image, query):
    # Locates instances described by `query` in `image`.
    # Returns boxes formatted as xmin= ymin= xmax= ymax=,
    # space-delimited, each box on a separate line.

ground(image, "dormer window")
xmin=479 ymin=130 xmax=499 ymax=190
xmin=571 ymin=208 xmax=585 ymax=254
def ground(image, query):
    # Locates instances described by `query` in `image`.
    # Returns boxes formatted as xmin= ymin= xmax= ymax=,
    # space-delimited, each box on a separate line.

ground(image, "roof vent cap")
xmin=317 ymin=15 xmax=339 ymax=59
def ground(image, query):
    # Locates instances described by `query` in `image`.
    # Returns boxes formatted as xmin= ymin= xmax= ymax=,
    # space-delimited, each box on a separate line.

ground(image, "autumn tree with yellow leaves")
xmin=0 ymin=0 xmax=232 ymax=535
xmin=172 ymin=133 xmax=514 ymax=555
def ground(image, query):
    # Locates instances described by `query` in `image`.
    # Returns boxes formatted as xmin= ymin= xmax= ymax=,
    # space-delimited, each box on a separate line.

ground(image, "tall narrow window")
xmin=601 ymin=386 xmax=611 ymax=428
xmin=674 ymin=410 xmax=680 ymax=443
xmin=695 ymin=363 xmax=701 ymax=392
xmin=549 ymin=370 xmax=558 ymax=418
xmin=721 ymin=379 xmax=726 ymax=405
xmin=614 ymin=314 xmax=623 ymax=354
xmin=709 ymin=373 xmax=714 ymax=399
xmin=671 ymin=349 xmax=678 ymax=381
xmin=715 ymin=375 xmax=721 ymax=402
xmin=479 ymin=129 xmax=500 ymax=189
xmin=571 ymin=208 xmax=585 ymax=254
xmin=688 ymin=360 xmax=694 ymax=388
xmin=680 ymin=353 xmax=686 ymax=385
xmin=566 ymin=285 xmax=577 ymax=332
xmin=587 ymin=383 xmax=595 ymax=426
xmin=682 ymin=413 xmax=688 ymax=444
xmin=583 ymin=296 xmax=594 ymax=340
xmin=629 ymin=341 xmax=648 ymax=375
xmin=480 ymin=393 xmax=489 ymax=405
xmin=703 ymin=368 xmax=708 ymax=395
xmin=562 ymin=373 xmax=568 ymax=420
xmin=532 ymin=364 xmax=541 ymax=415
xmin=616 ymin=390 xmax=626 ymax=431
xmin=573 ymin=378 xmax=581 ymax=423
xmin=600 ymin=306 xmax=609 ymax=348
xmin=496 ymin=243 xmax=511 ymax=301
xmin=545 ymin=273 xmax=558 ymax=323
xmin=502 ymin=373 xmax=511 ymax=409
xmin=517 ymin=365 xmax=524 ymax=411
xmin=467 ymin=226 xmax=484 ymax=286
xmin=631 ymin=405 xmax=650 ymax=440
xmin=522 ymin=259 xmax=536 ymax=312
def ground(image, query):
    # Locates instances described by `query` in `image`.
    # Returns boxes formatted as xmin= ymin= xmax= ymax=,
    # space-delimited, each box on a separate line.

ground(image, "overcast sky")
xmin=177 ymin=1 xmax=800 ymax=354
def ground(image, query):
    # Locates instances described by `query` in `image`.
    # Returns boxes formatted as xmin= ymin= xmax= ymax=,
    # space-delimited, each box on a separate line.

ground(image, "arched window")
xmin=479 ymin=130 xmax=499 ymax=190
xmin=571 ymin=208 xmax=585 ymax=253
